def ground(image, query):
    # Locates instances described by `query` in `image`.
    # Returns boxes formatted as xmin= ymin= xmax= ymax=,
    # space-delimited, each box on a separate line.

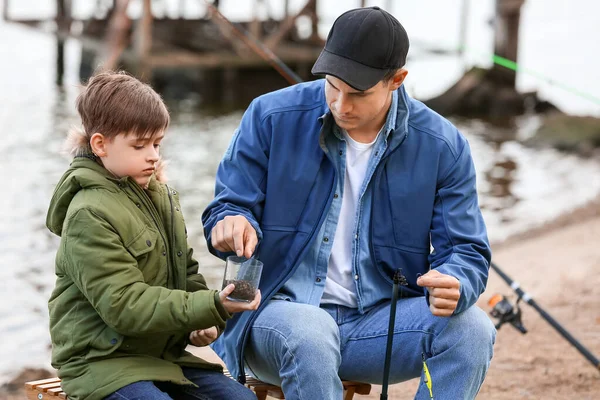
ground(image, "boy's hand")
xmin=211 ymin=215 xmax=258 ymax=259
xmin=219 ymin=284 xmax=261 ymax=314
xmin=417 ymin=270 xmax=460 ymax=317
xmin=189 ymin=326 xmax=219 ymax=347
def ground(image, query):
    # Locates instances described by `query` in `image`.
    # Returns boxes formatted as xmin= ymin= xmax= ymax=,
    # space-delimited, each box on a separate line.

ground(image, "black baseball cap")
xmin=311 ymin=6 xmax=409 ymax=91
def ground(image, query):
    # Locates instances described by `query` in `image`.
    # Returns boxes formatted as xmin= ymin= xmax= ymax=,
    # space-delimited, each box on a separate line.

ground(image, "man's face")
xmin=324 ymin=73 xmax=405 ymax=137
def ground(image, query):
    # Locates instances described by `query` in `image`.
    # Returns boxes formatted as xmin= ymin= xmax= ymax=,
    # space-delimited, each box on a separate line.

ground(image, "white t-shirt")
xmin=321 ymin=129 xmax=380 ymax=307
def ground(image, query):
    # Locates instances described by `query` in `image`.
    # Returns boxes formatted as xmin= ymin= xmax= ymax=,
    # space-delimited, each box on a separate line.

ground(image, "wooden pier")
xmin=3 ymin=0 xmax=326 ymax=107
xmin=3 ymin=0 xmax=476 ymax=109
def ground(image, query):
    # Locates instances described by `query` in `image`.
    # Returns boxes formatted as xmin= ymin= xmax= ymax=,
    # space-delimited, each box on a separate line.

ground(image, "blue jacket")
xmin=202 ymin=80 xmax=491 ymax=381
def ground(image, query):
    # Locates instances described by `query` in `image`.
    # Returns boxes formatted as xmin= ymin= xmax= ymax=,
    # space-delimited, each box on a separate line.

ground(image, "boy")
xmin=46 ymin=71 xmax=259 ymax=400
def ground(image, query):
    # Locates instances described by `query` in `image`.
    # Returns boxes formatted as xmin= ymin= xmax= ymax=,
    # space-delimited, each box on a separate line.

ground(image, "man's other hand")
xmin=417 ymin=269 xmax=460 ymax=317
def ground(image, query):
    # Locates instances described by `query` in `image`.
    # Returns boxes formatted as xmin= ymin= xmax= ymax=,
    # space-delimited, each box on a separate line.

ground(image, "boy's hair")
xmin=68 ymin=71 xmax=169 ymax=156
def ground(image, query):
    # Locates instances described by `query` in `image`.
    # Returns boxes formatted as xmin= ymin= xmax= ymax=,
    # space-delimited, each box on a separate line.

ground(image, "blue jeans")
xmin=245 ymin=298 xmax=496 ymax=400
xmin=103 ymin=367 xmax=257 ymax=400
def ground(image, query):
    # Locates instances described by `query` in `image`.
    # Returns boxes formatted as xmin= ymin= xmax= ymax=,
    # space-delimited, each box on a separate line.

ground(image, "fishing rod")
xmin=381 ymin=269 xmax=408 ymax=399
xmin=204 ymin=0 xmax=302 ymax=85
xmin=412 ymin=38 xmax=600 ymax=107
xmin=488 ymin=261 xmax=600 ymax=372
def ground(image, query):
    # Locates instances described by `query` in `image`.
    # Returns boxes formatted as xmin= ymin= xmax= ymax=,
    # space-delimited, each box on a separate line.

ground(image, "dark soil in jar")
xmin=225 ymin=279 xmax=257 ymax=301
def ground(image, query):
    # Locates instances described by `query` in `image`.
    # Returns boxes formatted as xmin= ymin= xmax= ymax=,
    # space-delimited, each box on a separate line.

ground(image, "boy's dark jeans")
xmin=103 ymin=367 xmax=257 ymax=400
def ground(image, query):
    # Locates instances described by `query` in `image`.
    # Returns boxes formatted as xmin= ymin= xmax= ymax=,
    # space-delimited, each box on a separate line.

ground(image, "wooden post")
xmin=134 ymin=0 xmax=153 ymax=80
xmin=492 ymin=0 xmax=525 ymax=87
xmin=55 ymin=0 xmax=72 ymax=85
xmin=102 ymin=0 xmax=132 ymax=71
xmin=308 ymin=0 xmax=320 ymax=44
xmin=360 ymin=0 xmax=366 ymax=8
xmin=250 ymin=0 xmax=264 ymax=40
xmin=56 ymin=37 xmax=65 ymax=85
xmin=2 ymin=0 xmax=9 ymax=21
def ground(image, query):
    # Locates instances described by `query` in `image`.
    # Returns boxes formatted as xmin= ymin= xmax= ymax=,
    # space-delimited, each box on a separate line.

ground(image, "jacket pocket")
xmin=85 ymin=325 xmax=123 ymax=360
xmin=372 ymin=244 xmax=429 ymax=298
xmin=125 ymin=225 xmax=162 ymax=283
xmin=120 ymin=334 xmax=170 ymax=358
xmin=125 ymin=225 xmax=158 ymax=257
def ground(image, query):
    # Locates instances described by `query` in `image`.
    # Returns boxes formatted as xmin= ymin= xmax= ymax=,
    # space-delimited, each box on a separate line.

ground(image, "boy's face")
xmin=100 ymin=131 xmax=164 ymax=188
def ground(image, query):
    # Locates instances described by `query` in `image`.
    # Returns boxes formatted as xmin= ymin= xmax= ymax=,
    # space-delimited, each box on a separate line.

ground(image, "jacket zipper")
xmin=166 ymin=185 xmax=179 ymax=287
xmin=368 ymin=132 xmax=407 ymax=284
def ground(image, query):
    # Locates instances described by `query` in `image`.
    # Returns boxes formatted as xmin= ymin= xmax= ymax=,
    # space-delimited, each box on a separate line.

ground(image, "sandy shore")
xmin=4 ymin=201 xmax=599 ymax=399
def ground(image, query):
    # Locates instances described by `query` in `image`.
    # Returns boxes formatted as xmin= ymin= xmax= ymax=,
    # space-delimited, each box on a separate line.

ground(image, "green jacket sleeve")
xmin=184 ymin=242 xmax=230 ymax=319
xmin=185 ymin=246 xmax=209 ymax=292
xmin=63 ymin=208 xmax=230 ymax=336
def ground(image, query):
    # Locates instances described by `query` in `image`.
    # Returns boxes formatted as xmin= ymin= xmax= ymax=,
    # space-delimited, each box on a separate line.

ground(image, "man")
xmin=203 ymin=6 xmax=495 ymax=399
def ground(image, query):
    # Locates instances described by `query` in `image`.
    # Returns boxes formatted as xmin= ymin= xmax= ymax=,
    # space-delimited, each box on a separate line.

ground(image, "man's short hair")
xmin=382 ymin=68 xmax=400 ymax=84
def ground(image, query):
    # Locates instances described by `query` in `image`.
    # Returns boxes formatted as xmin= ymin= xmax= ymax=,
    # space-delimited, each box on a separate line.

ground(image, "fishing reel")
xmin=488 ymin=294 xmax=527 ymax=334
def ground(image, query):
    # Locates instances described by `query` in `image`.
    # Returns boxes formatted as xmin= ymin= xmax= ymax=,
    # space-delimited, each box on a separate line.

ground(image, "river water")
xmin=1 ymin=0 xmax=599 ymax=383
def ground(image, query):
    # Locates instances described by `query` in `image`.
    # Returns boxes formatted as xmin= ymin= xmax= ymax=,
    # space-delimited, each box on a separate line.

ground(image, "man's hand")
xmin=417 ymin=269 xmax=460 ymax=317
xmin=211 ymin=215 xmax=258 ymax=259
xmin=189 ymin=326 xmax=219 ymax=347
xmin=219 ymin=284 xmax=261 ymax=314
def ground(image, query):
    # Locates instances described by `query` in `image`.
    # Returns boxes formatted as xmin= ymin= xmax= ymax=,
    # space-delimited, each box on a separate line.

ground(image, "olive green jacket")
xmin=46 ymin=156 xmax=230 ymax=400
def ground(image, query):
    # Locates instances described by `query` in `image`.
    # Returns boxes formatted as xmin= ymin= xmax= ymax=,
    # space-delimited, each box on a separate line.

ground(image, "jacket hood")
xmin=47 ymin=130 xmax=167 ymax=236
xmin=46 ymin=157 xmax=112 ymax=236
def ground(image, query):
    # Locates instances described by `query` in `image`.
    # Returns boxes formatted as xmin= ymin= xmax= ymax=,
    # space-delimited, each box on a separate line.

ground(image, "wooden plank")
xmin=38 ymin=382 xmax=62 ymax=391
xmin=48 ymin=386 xmax=65 ymax=395
xmin=147 ymin=45 xmax=320 ymax=69
xmin=25 ymin=377 xmax=61 ymax=388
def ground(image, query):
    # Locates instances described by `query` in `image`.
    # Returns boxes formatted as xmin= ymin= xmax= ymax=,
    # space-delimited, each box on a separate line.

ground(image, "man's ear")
xmin=390 ymin=68 xmax=408 ymax=90
xmin=90 ymin=133 xmax=107 ymax=157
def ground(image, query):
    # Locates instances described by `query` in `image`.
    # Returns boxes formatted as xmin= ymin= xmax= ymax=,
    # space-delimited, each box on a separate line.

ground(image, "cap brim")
xmin=311 ymin=49 xmax=387 ymax=91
